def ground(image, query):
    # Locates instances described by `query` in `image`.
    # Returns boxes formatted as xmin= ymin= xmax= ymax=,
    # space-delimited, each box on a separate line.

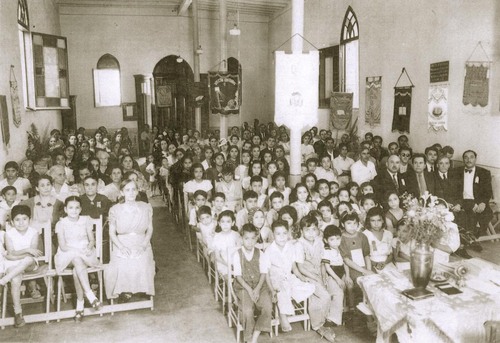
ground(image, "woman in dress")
xmin=104 ymin=179 xmax=155 ymax=302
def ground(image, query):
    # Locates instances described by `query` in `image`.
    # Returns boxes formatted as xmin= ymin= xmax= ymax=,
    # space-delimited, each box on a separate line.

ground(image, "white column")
xmin=219 ymin=0 xmax=228 ymax=139
xmin=192 ymin=0 xmax=202 ymax=132
xmin=288 ymin=0 xmax=305 ymax=186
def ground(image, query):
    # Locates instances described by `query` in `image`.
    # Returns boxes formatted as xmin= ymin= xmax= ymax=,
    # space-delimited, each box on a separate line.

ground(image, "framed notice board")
xmin=430 ymin=61 xmax=449 ymax=83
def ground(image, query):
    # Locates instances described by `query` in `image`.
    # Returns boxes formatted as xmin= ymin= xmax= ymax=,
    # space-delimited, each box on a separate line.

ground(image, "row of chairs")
xmin=170 ymin=182 xmax=310 ymax=342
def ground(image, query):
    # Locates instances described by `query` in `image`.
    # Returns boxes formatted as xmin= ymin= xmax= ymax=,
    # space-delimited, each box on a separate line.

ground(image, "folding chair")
xmin=214 ymin=264 xmax=228 ymax=315
xmin=183 ymin=192 xmax=194 ymax=251
xmin=55 ymin=216 xmax=104 ymax=321
xmin=1 ymin=221 xmax=55 ymax=329
xmin=207 ymin=251 xmax=217 ymax=285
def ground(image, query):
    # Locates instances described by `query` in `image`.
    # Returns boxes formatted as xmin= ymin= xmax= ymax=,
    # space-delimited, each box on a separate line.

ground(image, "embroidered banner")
xmin=428 ymin=84 xmax=448 ymax=131
xmin=156 ymin=85 xmax=173 ymax=108
xmin=209 ymin=72 xmax=240 ymax=115
xmin=0 ymin=95 xmax=10 ymax=146
xmin=330 ymin=92 xmax=353 ymax=130
xmin=365 ymin=76 xmax=382 ymax=126
xmin=392 ymin=86 xmax=412 ymax=133
xmin=10 ymin=66 xmax=21 ymax=127
xmin=463 ymin=63 xmax=489 ymax=107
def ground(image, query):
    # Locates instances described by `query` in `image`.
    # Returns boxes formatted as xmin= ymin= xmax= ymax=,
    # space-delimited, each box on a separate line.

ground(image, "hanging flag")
xmin=0 ymin=95 xmax=10 ymax=146
xmin=156 ymin=85 xmax=173 ymax=108
xmin=9 ymin=66 xmax=21 ymax=128
xmin=330 ymin=92 xmax=352 ymax=130
xmin=209 ymin=72 xmax=240 ymax=115
xmin=365 ymin=76 xmax=382 ymax=126
xmin=463 ymin=63 xmax=489 ymax=107
xmin=392 ymin=87 xmax=412 ymax=133
xmin=428 ymin=84 xmax=448 ymax=131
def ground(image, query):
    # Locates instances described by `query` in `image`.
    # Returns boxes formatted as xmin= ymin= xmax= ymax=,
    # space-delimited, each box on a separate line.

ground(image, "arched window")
xmin=93 ymin=54 xmax=121 ymax=107
xmin=341 ymin=7 xmax=359 ymax=108
xmin=18 ymin=0 xmax=29 ymax=29
xmin=228 ymin=57 xmax=242 ymax=106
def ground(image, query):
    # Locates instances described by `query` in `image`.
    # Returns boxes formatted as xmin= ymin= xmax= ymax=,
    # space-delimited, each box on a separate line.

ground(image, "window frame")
xmin=318 ymin=45 xmax=340 ymax=108
xmin=340 ymin=6 xmax=360 ymax=109
xmin=93 ymin=54 xmax=122 ymax=108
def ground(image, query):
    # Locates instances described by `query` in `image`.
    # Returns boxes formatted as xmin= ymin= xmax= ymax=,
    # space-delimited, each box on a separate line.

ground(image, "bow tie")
xmin=465 ymin=169 xmax=473 ymax=173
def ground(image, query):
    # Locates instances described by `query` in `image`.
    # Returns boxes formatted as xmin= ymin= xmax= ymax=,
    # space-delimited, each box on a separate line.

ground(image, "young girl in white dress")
xmin=54 ymin=196 xmax=101 ymax=321
xmin=212 ymin=210 xmax=242 ymax=275
xmin=363 ymin=207 xmax=393 ymax=272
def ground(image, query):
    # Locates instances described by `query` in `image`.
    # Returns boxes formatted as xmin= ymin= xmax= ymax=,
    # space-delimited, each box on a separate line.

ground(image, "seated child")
xmin=189 ymin=190 xmax=209 ymax=230
xmin=268 ymin=171 xmax=291 ymax=205
xmin=212 ymin=210 xmax=242 ymax=275
xmin=338 ymin=188 xmax=361 ymax=214
xmin=264 ymin=220 xmax=315 ymax=333
xmin=432 ymin=200 xmax=460 ymax=264
xmin=232 ymin=224 xmax=273 ymax=343
xmin=248 ymin=208 xmax=273 ymax=251
xmin=290 ymin=183 xmax=313 ymax=222
xmin=0 ymin=186 xmax=20 ymax=229
xmin=54 ymin=196 xmax=101 ymax=321
xmin=250 ymin=176 xmax=268 ymax=210
xmin=359 ymin=182 xmax=374 ymax=196
xmin=196 ymin=205 xmax=216 ymax=255
xmin=316 ymin=179 xmax=331 ymax=203
xmin=359 ymin=194 xmax=377 ymax=226
xmin=339 ymin=212 xmax=373 ymax=311
xmin=211 ymin=192 xmax=229 ymax=221
xmin=145 ymin=154 xmax=158 ymax=197
xmin=317 ymin=200 xmax=339 ymax=232
xmin=392 ymin=218 xmax=411 ymax=267
xmin=0 ymin=205 xmax=42 ymax=327
xmin=363 ymin=207 xmax=393 ymax=272
xmin=184 ymin=163 xmax=213 ymax=202
xmin=329 ymin=181 xmax=340 ymax=196
xmin=236 ymin=191 xmax=258 ymax=231
xmin=278 ymin=205 xmax=299 ymax=241
xmin=80 ymin=176 xmax=112 ymax=220
xmin=215 ymin=166 xmax=242 ymax=212
xmin=266 ymin=191 xmax=284 ymax=227
xmin=321 ymin=225 xmax=347 ymax=326
xmin=295 ymin=215 xmax=336 ymax=341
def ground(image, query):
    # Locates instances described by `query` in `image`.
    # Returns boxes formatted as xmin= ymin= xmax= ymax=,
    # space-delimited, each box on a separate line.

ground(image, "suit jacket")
xmin=404 ymin=170 xmax=436 ymax=198
xmin=453 ymin=166 xmax=492 ymax=205
xmin=372 ymin=170 xmax=408 ymax=203
xmin=434 ymin=171 xmax=460 ymax=205
xmin=313 ymin=140 xmax=326 ymax=157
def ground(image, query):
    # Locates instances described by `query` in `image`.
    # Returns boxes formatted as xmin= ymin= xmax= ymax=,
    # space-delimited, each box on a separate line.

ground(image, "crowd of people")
xmin=0 ymin=119 xmax=494 ymax=340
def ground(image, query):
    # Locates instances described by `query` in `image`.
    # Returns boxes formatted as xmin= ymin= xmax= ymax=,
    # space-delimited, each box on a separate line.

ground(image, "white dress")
xmin=363 ymin=229 xmax=393 ymax=263
xmin=4 ymin=227 xmax=38 ymax=270
xmin=212 ymin=231 xmax=242 ymax=275
xmin=183 ymin=179 xmax=213 ymax=194
xmin=54 ymin=216 xmax=99 ymax=273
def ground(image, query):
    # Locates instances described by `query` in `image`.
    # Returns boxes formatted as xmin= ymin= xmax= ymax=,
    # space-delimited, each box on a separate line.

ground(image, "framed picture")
xmin=122 ymin=102 xmax=137 ymax=121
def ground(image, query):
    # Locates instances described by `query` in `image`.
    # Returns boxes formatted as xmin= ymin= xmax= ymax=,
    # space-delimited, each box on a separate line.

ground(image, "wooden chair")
xmin=1 ymin=221 xmax=55 ymax=329
xmin=214 ymin=263 xmax=228 ymax=315
xmin=484 ymin=321 xmax=500 ymax=343
xmin=55 ymin=216 xmax=104 ymax=321
xmin=207 ymin=251 xmax=217 ymax=285
xmin=183 ymin=192 xmax=194 ymax=251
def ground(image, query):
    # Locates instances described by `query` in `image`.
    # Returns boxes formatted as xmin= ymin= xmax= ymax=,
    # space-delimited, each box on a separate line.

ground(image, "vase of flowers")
xmin=401 ymin=191 xmax=447 ymax=298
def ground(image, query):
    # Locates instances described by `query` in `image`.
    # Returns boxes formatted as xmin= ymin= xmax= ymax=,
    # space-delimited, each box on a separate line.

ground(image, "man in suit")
xmin=313 ymin=129 xmax=328 ymax=157
xmin=373 ymin=154 xmax=407 ymax=204
xmin=424 ymin=146 xmax=438 ymax=173
xmin=434 ymin=155 xmax=459 ymax=205
xmin=398 ymin=146 xmax=413 ymax=175
xmin=454 ymin=150 xmax=493 ymax=237
xmin=405 ymin=153 xmax=436 ymax=198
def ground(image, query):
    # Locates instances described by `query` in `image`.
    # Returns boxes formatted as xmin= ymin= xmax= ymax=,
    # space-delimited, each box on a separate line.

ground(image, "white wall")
xmin=59 ymin=8 xmax=272 ymax=132
xmin=0 ymin=0 xmax=62 ymax=166
xmin=270 ymin=0 xmax=500 ymax=199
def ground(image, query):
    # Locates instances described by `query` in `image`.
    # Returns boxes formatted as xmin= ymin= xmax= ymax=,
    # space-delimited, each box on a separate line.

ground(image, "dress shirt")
xmin=463 ymin=167 xmax=475 ymax=199
xmin=350 ymin=160 xmax=377 ymax=185
xmin=333 ymin=156 xmax=354 ymax=176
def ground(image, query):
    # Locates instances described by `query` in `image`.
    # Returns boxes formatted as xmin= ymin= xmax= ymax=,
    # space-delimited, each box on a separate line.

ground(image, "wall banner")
xmin=463 ymin=63 xmax=489 ymax=107
xmin=365 ymin=76 xmax=382 ymax=126
xmin=209 ymin=72 xmax=240 ymax=115
xmin=330 ymin=92 xmax=353 ymax=130
xmin=392 ymin=86 xmax=412 ymax=133
xmin=428 ymin=84 xmax=448 ymax=131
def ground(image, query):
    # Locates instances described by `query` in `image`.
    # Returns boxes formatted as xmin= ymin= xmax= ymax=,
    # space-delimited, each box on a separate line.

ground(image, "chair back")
xmin=36 ymin=220 xmax=52 ymax=267
xmin=89 ymin=215 xmax=103 ymax=262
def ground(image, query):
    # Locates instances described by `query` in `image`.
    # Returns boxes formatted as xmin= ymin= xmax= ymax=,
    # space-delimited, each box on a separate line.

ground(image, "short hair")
xmin=197 ymin=205 xmax=212 ymax=218
xmin=241 ymin=223 xmax=258 ymax=236
xmin=319 ymin=154 xmax=331 ymax=161
xmin=323 ymin=225 xmax=342 ymax=239
xmin=373 ymin=135 xmax=383 ymax=142
xmin=338 ymin=143 xmax=348 ymax=150
xmin=299 ymin=214 xmax=318 ymax=229
xmin=412 ymin=153 xmax=426 ymax=163
xmin=243 ymin=190 xmax=258 ymax=201
xmin=250 ymin=175 xmax=263 ymax=185
xmin=399 ymin=147 xmax=413 ymax=156
xmin=1 ymin=186 xmax=17 ymax=196
xmin=388 ymin=142 xmax=398 ymax=150
xmin=441 ymin=146 xmax=454 ymax=155
xmin=329 ymin=181 xmax=339 ymax=188
xmin=339 ymin=211 xmax=359 ymax=225
xmin=193 ymin=190 xmax=208 ymax=199
xmin=365 ymin=207 xmax=385 ymax=230
xmin=317 ymin=200 xmax=333 ymax=211
xmin=192 ymin=163 xmax=204 ymax=172
xmin=64 ymin=195 xmax=82 ymax=207
xmin=221 ymin=165 xmax=233 ymax=176
xmin=11 ymin=205 xmax=31 ymax=219
xmin=397 ymin=134 xmax=408 ymax=141
xmin=213 ymin=192 xmax=226 ymax=200
xmin=269 ymin=191 xmax=284 ymax=201
xmin=279 ymin=205 xmax=298 ymax=224
xmin=4 ymin=161 xmax=19 ymax=171
xmin=271 ymin=219 xmax=289 ymax=232
xmin=462 ymin=150 xmax=477 ymax=159
xmin=306 ymin=158 xmax=318 ymax=165
xmin=83 ymin=175 xmax=98 ymax=184
xmin=360 ymin=182 xmax=373 ymax=190
xmin=360 ymin=193 xmax=377 ymax=206
xmin=424 ymin=146 xmax=438 ymax=155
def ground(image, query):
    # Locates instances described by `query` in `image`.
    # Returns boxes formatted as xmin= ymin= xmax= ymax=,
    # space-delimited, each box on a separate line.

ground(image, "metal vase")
xmin=410 ymin=242 xmax=434 ymax=290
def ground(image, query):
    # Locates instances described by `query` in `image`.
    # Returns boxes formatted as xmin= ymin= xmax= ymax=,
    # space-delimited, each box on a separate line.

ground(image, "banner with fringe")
xmin=428 ymin=84 xmax=448 ymax=131
xmin=365 ymin=76 xmax=382 ymax=126
xmin=392 ymin=87 xmax=412 ymax=133
xmin=209 ymin=72 xmax=240 ymax=115
xmin=463 ymin=63 xmax=489 ymax=107
xmin=330 ymin=92 xmax=352 ymax=130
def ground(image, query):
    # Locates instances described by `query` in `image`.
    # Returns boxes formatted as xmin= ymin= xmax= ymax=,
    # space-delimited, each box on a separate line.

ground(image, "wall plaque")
xmin=430 ymin=61 xmax=449 ymax=83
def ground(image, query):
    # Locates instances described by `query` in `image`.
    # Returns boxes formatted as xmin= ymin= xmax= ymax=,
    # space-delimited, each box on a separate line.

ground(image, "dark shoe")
xmin=74 ymin=311 xmax=84 ymax=322
xmin=324 ymin=320 xmax=339 ymax=328
xmin=14 ymin=313 xmax=25 ymax=328
xmin=468 ymin=241 xmax=483 ymax=252
xmin=91 ymin=299 xmax=102 ymax=310
xmin=119 ymin=292 xmax=133 ymax=303
xmin=454 ymin=248 xmax=473 ymax=259
xmin=315 ymin=326 xmax=336 ymax=342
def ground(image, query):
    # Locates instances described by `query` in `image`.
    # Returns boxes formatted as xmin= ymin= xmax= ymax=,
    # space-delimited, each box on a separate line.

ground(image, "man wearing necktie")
xmin=372 ymin=155 xmax=407 ymax=204
xmin=454 ymin=150 xmax=493 ymax=238
xmin=425 ymin=146 xmax=438 ymax=173
xmin=434 ymin=155 xmax=459 ymax=205
xmin=405 ymin=153 xmax=436 ymax=198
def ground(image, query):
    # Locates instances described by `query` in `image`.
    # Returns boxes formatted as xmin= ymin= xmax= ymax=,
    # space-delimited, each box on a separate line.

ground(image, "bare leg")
xmin=250 ymin=330 xmax=261 ymax=343
xmin=10 ymin=275 xmax=23 ymax=314
xmin=72 ymin=268 xmax=84 ymax=302
xmin=73 ymin=258 xmax=92 ymax=294
xmin=279 ymin=313 xmax=292 ymax=331
xmin=0 ymin=257 xmax=35 ymax=285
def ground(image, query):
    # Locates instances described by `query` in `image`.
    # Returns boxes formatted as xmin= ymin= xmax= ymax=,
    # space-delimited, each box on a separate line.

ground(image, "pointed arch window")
xmin=340 ymin=7 xmax=359 ymax=108
xmin=18 ymin=0 xmax=29 ymax=29
xmin=93 ymin=54 xmax=121 ymax=107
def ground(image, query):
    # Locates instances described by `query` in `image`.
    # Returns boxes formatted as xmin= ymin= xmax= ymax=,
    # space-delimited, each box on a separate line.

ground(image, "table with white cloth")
xmin=357 ymin=259 xmax=500 ymax=343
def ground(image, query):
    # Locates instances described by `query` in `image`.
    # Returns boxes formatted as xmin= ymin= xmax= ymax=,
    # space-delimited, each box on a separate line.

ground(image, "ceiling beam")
xmin=178 ymin=0 xmax=192 ymax=15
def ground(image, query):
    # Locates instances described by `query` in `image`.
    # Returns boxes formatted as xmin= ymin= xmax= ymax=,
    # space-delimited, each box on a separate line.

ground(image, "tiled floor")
xmin=1 ymin=198 xmax=498 ymax=342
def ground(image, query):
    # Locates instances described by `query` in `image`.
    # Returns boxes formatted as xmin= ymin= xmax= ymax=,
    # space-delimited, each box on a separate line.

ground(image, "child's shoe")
xmin=14 ymin=313 xmax=25 ymax=328
xmin=315 ymin=326 xmax=336 ymax=342
xmin=74 ymin=311 xmax=84 ymax=322
xmin=91 ymin=299 xmax=102 ymax=311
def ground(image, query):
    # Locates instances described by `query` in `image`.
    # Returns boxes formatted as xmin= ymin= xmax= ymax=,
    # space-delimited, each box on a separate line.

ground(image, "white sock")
xmin=85 ymin=291 xmax=97 ymax=303
xmin=76 ymin=299 xmax=85 ymax=311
